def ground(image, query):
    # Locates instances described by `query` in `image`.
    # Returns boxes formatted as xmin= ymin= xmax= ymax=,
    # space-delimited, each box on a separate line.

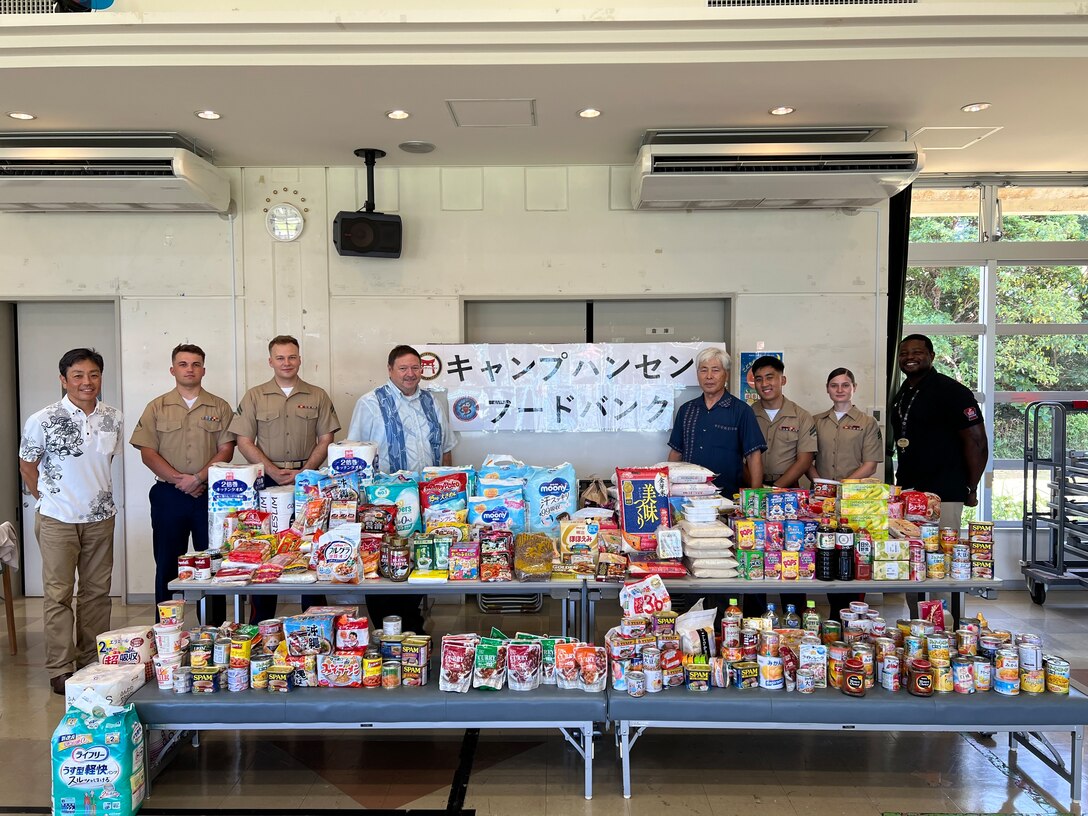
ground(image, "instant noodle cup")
xmin=153 ymin=654 xmax=183 ymax=690
xmin=157 ymin=600 xmax=185 ymax=626
xmin=153 ymin=623 xmax=184 ymax=655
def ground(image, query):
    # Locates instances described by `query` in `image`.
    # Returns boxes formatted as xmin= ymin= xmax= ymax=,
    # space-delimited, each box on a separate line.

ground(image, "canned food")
xmin=870 ymin=617 xmax=887 ymax=637
xmin=267 ymin=665 xmax=293 ymax=693
xmin=908 ymin=659 xmax=934 ymax=697
xmin=925 ymin=552 xmax=946 ymax=579
xmin=994 ymin=675 xmax=1020 ymax=696
xmin=740 ymin=627 xmax=760 ymax=660
xmin=192 ymin=553 xmax=212 ymax=581
xmin=796 ymin=668 xmax=816 ymax=694
xmin=756 ymin=654 xmax=784 ymax=690
xmin=881 ymin=655 xmax=901 ymax=691
xmin=979 ymin=635 xmax=1002 ymax=663
xmin=173 ymin=666 xmax=192 ymax=694
xmin=951 ymin=542 xmax=970 ymax=562
xmin=920 ymin=524 xmax=940 ymax=552
xmin=382 ymin=660 xmax=402 ymax=688
xmin=951 ymin=657 xmax=974 ymax=693
xmin=621 ymin=616 xmax=650 ymax=637
xmin=1018 ymin=643 xmax=1043 ymax=672
xmin=1020 ymin=668 xmax=1045 ymax=694
xmin=904 ymin=634 xmax=925 ymax=663
xmin=383 ymin=615 xmax=403 ymax=636
xmin=645 ymin=668 xmax=664 ymax=693
xmin=909 ymin=619 xmax=935 ymax=637
xmin=839 ymin=610 xmax=859 ymax=623
xmin=190 ymin=640 xmax=213 ymax=669
xmin=909 ymin=561 xmax=927 ymax=582
xmin=968 ymin=521 xmax=994 ymax=542
xmin=191 ymin=667 xmax=220 ymax=694
xmin=842 ymin=658 xmax=866 ymax=697
xmin=226 ymin=666 xmax=249 ymax=692
xmin=828 ymin=641 xmax=849 ymax=690
xmin=940 ymin=527 xmax=959 ymax=548
xmin=642 ymin=647 xmax=662 ymax=671
xmin=995 ymin=648 xmax=1020 ymax=682
xmin=850 ymin=643 xmax=875 ymax=688
xmin=685 ymin=663 xmax=711 ymax=692
xmin=971 ymin=656 xmax=992 ymax=692
xmin=932 ymin=662 xmax=953 ymax=693
xmin=955 ymin=628 xmax=978 ymax=657
xmin=821 ymin=620 xmax=842 ymax=646
xmin=759 ymin=630 xmax=780 ymax=658
xmin=380 ymin=635 xmax=403 ymax=662
xmin=361 ymin=649 xmax=382 ymax=688
xmin=950 ymin=561 xmax=971 ymax=581
xmin=627 ymin=670 xmax=646 ymax=697
xmin=250 ymin=655 xmax=273 ymax=689
xmin=926 ymin=633 xmax=951 ymax=663
xmin=848 ymin=600 xmax=869 ymax=615
xmin=177 ymin=554 xmax=196 ymax=581
xmin=213 ymin=636 xmax=231 ymax=668
xmin=1045 ymin=656 xmax=1070 ymax=694
xmin=721 ymin=621 xmax=741 ymax=649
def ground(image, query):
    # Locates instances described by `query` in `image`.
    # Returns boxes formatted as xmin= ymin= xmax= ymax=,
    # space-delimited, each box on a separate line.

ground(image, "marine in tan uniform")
xmin=129 ymin=343 xmax=235 ymax=609
xmin=228 ymin=335 xmax=341 ymax=486
xmin=809 ymin=367 xmax=884 ymax=482
xmin=749 ymin=356 xmax=817 ymax=488
xmin=229 ymin=334 xmax=340 ymax=620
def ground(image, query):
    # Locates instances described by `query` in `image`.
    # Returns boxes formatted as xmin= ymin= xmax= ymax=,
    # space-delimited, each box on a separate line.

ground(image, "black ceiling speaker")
xmin=333 ymin=148 xmax=403 ymax=259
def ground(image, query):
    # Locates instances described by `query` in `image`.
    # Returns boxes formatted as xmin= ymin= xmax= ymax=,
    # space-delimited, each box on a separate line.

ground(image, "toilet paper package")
xmin=327 ymin=441 xmax=379 ymax=480
xmin=65 ymin=663 xmax=146 ymax=708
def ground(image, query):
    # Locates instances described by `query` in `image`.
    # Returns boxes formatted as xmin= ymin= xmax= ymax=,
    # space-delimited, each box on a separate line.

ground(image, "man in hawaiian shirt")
xmin=19 ymin=348 xmax=124 ymax=695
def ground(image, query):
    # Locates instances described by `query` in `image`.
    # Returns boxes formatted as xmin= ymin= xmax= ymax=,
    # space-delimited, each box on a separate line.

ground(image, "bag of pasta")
xmin=513 ymin=532 xmax=557 ymax=582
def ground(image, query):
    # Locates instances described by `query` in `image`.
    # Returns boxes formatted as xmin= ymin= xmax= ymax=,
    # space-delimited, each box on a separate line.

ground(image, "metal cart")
xmin=1022 ymin=399 xmax=1088 ymax=604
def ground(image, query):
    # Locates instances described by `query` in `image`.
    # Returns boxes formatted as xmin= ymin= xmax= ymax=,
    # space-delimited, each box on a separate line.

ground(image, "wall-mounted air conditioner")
xmin=631 ymin=128 xmax=923 ymax=210
xmin=0 ymin=134 xmax=231 ymax=213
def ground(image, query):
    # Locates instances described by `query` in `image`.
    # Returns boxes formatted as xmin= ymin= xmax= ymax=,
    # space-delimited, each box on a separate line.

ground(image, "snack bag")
xmin=472 ymin=638 xmax=507 ymax=690
xmin=357 ymin=504 xmax=396 ymax=536
xmin=52 ymin=690 xmax=145 ymax=816
xmin=480 ymin=529 xmax=514 ymax=582
xmin=525 ymin=464 xmax=578 ymax=535
xmin=365 ymin=477 xmax=422 ymax=537
xmin=439 ymin=636 xmax=477 ymax=693
xmin=314 ymin=523 xmax=363 ymax=584
xmin=675 ymin=601 xmax=717 ymax=658
xmin=334 ymin=614 xmax=370 ymax=654
xmin=576 ymin=645 xmax=607 ymax=693
xmin=513 ymin=532 xmax=558 ymax=582
xmin=293 ymin=470 xmax=331 ymax=518
xmin=618 ymin=574 xmax=672 ymax=617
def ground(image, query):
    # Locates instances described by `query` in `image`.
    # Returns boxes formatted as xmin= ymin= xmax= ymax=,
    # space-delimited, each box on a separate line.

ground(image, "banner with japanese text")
xmin=414 ymin=342 xmax=721 ymax=433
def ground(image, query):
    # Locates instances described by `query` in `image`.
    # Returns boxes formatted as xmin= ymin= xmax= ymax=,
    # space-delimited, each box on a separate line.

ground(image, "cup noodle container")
xmin=153 ymin=654 xmax=184 ymax=690
xmin=327 ymin=441 xmax=379 ymax=480
xmin=153 ymin=623 xmax=184 ymax=655
xmin=157 ymin=600 xmax=185 ymax=626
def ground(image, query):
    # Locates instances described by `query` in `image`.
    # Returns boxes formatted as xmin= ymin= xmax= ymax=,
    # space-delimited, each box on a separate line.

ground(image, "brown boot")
xmin=50 ymin=672 xmax=73 ymax=696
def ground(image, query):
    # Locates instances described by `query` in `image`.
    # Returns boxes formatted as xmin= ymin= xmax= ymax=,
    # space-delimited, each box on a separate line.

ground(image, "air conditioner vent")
xmin=0 ymin=159 xmax=176 ymax=178
xmin=651 ymin=153 xmax=920 ymax=175
xmin=708 ymin=0 xmax=916 ymax=7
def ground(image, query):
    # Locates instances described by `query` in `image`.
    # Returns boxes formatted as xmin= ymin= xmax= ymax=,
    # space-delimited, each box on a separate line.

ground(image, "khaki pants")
xmin=37 ymin=512 xmax=115 ymax=676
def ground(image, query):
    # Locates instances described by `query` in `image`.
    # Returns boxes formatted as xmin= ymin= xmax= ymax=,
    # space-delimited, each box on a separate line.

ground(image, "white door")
xmin=17 ymin=301 xmax=125 ymax=597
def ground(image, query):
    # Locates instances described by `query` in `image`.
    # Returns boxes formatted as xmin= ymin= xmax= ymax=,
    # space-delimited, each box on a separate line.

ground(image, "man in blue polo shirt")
xmin=668 ymin=346 xmax=766 ymax=497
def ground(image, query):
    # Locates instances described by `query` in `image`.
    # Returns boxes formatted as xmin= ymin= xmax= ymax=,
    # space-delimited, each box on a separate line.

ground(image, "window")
xmin=907 ymin=177 xmax=1088 ymax=525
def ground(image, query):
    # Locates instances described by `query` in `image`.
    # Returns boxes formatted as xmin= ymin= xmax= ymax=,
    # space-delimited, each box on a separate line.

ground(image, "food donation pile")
xmin=608 ymin=577 xmax=1069 ymax=698
xmin=177 ymin=456 xmax=995 ymax=586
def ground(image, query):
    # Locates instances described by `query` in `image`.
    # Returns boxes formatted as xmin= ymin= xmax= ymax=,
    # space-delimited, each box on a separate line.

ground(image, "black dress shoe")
xmin=50 ymin=672 xmax=73 ymax=695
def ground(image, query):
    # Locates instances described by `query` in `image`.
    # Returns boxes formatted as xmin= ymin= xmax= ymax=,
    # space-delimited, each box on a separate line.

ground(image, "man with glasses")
xmin=348 ymin=345 xmax=459 ymax=633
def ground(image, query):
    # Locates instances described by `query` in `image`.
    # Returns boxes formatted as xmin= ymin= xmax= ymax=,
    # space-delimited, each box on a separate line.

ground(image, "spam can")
xmin=1045 ymin=655 xmax=1070 ymax=694
xmin=730 ymin=661 xmax=759 ymax=689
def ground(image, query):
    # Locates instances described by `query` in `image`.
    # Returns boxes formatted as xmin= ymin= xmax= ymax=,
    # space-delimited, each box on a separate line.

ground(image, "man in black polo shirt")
xmin=892 ymin=334 xmax=988 ymax=618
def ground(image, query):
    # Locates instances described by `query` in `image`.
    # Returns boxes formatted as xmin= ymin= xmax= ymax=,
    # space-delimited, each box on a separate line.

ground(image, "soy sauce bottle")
xmin=835 ymin=517 xmax=855 ymax=582
xmin=815 ymin=516 xmax=837 ymax=581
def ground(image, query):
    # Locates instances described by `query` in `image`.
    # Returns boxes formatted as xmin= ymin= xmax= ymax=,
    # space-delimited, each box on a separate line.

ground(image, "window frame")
xmin=907 ymin=181 xmax=1088 ymax=527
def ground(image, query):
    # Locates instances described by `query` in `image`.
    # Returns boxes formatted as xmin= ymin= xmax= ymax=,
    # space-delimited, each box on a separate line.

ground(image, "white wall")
xmin=0 ymin=164 xmax=890 ymax=597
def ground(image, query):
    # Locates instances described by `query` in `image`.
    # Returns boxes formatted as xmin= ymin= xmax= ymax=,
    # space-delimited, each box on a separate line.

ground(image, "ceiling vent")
xmin=631 ymin=128 xmax=923 ymax=210
xmin=0 ymin=132 xmax=231 ymax=213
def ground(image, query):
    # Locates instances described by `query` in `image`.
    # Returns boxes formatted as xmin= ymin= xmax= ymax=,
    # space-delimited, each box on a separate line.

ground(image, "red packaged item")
xmin=420 ymin=474 xmax=469 ymax=512
xmin=334 ymin=614 xmax=370 ymax=654
xmin=251 ymin=552 xmax=296 ymax=584
xmin=439 ymin=636 xmax=477 ymax=693
xmin=479 ymin=528 xmax=514 ymax=582
xmin=357 ymin=504 xmax=397 ymax=536
xmin=626 ymin=555 xmax=687 ymax=578
xmin=918 ymin=599 xmax=946 ymax=632
xmin=901 ymin=490 xmax=940 ymax=522
xmin=576 ymin=645 xmax=607 ymax=692
xmin=360 ymin=534 xmax=383 ymax=579
xmin=615 ymin=466 xmax=671 ymax=551
xmin=555 ymin=641 xmax=581 ymax=690
xmin=507 ymin=642 xmax=543 ymax=691
xmin=276 ymin=528 xmax=304 ymax=554
xmin=233 ymin=509 xmax=272 ymax=534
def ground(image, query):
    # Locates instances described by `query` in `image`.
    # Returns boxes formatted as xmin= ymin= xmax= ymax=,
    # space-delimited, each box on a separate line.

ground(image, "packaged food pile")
xmin=609 ymin=582 xmax=1069 ymax=699
xmin=177 ymin=455 xmax=587 ymax=587
xmin=439 ymin=627 xmax=605 ymax=693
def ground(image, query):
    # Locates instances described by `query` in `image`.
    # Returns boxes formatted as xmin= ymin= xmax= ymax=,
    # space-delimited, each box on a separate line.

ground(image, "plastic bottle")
xmin=815 ymin=516 xmax=837 ymax=581
xmin=836 ymin=518 xmax=856 ymax=581
xmin=724 ymin=598 xmax=743 ymax=624
xmin=802 ymin=600 xmax=822 ymax=635
xmin=784 ymin=603 xmax=801 ymax=629
xmin=762 ymin=602 xmax=779 ymax=630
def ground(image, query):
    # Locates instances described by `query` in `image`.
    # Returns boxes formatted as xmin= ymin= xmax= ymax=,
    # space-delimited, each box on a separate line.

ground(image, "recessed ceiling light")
xmin=399 ymin=141 xmax=436 ymax=154
xmin=7 ymin=111 xmax=36 ymax=121
xmin=194 ymin=110 xmax=221 ymax=120
xmin=769 ymin=106 xmax=795 ymax=116
xmin=577 ymin=108 xmax=602 ymax=119
xmin=960 ymin=102 xmax=992 ymax=113
xmin=386 ymin=110 xmax=411 ymax=120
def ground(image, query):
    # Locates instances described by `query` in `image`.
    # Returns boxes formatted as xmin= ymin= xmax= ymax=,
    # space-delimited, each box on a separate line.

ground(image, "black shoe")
xmin=50 ymin=672 xmax=73 ymax=695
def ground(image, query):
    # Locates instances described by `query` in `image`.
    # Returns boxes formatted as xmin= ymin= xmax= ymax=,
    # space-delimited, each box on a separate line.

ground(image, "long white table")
xmin=610 ymin=683 xmax=1088 ymax=811
xmin=131 ymin=681 xmax=603 ymax=799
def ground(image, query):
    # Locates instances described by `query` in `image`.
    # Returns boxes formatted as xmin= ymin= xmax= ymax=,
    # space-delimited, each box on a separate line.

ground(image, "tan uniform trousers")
xmin=37 ymin=511 xmax=115 ymax=676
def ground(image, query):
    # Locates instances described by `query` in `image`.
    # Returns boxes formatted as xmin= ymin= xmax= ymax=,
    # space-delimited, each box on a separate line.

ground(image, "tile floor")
xmin=3 ymin=589 xmax=1088 ymax=815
